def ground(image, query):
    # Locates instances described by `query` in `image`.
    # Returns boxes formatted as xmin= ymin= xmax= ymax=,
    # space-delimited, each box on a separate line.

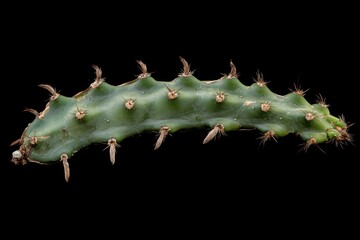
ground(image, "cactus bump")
xmin=10 ymin=57 xmax=353 ymax=182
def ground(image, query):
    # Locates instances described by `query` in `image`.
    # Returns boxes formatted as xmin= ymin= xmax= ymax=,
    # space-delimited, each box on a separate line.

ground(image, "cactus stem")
xmin=203 ymin=124 xmax=226 ymax=144
xmin=60 ymin=154 xmax=70 ymax=182
xmin=11 ymin=60 xmax=352 ymax=166
xmin=154 ymin=126 xmax=171 ymax=150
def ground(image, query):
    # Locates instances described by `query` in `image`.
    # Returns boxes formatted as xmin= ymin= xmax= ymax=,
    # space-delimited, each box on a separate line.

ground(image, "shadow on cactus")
xmin=10 ymin=57 xmax=353 ymax=182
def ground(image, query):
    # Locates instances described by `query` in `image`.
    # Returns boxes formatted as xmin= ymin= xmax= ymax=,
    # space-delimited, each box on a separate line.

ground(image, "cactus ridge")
xmin=10 ymin=58 xmax=353 ymax=181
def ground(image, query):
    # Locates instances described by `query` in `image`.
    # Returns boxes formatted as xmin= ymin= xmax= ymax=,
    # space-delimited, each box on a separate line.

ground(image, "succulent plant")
xmin=10 ymin=57 xmax=353 ymax=182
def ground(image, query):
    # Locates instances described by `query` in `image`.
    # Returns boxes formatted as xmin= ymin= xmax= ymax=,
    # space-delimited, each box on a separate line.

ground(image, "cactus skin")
xmin=10 ymin=58 xmax=352 ymax=181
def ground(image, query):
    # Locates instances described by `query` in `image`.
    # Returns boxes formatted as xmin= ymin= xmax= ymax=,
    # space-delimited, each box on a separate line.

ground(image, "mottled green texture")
xmin=14 ymin=71 xmax=348 ymax=164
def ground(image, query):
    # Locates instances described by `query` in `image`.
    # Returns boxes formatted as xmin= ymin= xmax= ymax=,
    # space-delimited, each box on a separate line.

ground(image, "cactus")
xmin=10 ymin=57 xmax=353 ymax=182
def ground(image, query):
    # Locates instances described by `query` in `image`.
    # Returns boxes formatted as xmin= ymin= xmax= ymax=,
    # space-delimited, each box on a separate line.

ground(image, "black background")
xmin=1 ymin=3 xmax=359 ymax=234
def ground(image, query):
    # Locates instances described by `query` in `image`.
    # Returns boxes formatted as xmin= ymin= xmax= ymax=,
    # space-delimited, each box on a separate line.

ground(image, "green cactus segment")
xmin=14 ymin=61 xmax=350 ymax=164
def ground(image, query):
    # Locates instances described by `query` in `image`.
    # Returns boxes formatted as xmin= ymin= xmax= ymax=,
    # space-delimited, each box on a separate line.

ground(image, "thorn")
xmin=105 ymin=138 xmax=120 ymax=165
xmin=60 ymin=154 xmax=70 ymax=182
xmin=289 ymin=83 xmax=309 ymax=96
xmin=299 ymin=137 xmax=317 ymax=152
xmin=154 ymin=126 xmax=171 ymax=150
xmin=299 ymin=137 xmax=326 ymax=154
xmin=178 ymin=56 xmax=194 ymax=77
xmin=136 ymin=60 xmax=151 ymax=78
xmin=339 ymin=114 xmax=347 ymax=124
xmin=304 ymin=112 xmax=316 ymax=121
xmin=203 ymin=124 xmax=226 ymax=144
xmin=24 ymin=132 xmax=49 ymax=146
xmin=254 ymin=70 xmax=268 ymax=87
xmin=123 ymin=98 xmax=135 ymax=110
xmin=90 ymin=65 xmax=105 ymax=88
xmin=10 ymin=138 xmax=22 ymax=146
xmin=216 ymin=91 xmax=226 ymax=103
xmin=75 ymin=106 xmax=87 ymax=120
xmin=39 ymin=84 xmax=60 ymax=101
xmin=258 ymin=130 xmax=277 ymax=148
xmin=330 ymin=116 xmax=355 ymax=148
xmin=24 ymin=132 xmax=49 ymax=145
xmin=332 ymin=130 xmax=354 ymax=148
xmin=165 ymin=84 xmax=181 ymax=100
xmin=24 ymin=108 xmax=40 ymax=117
xmin=316 ymin=94 xmax=330 ymax=108
xmin=260 ymin=102 xmax=271 ymax=112
xmin=227 ymin=60 xmax=239 ymax=78
xmin=93 ymin=65 xmax=103 ymax=81
xmin=137 ymin=60 xmax=147 ymax=74
xmin=10 ymin=126 xmax=29 ymax=146
xmin=28 ymin=136 xmax=38 ymax=145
